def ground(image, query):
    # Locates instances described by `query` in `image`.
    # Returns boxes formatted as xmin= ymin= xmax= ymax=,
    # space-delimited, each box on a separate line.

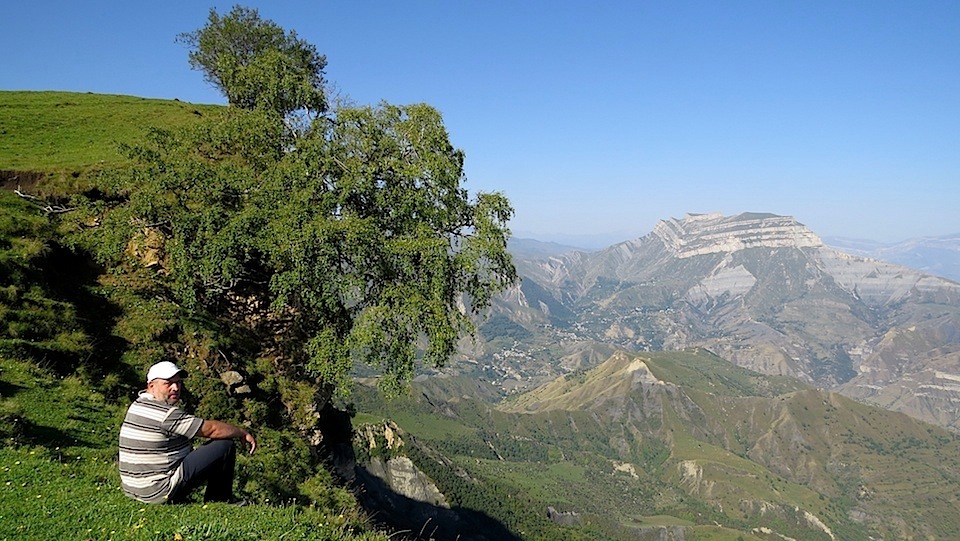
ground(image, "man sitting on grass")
xmin=118 ymin=360 xmax=257 ymax=504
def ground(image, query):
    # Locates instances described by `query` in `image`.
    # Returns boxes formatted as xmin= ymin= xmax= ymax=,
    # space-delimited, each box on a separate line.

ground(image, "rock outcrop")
xmin=350 ymin=421 xmax=519 ymax=540
xmin=363 ymin=455 xmax=448 ymax=507
xmin=654 ymin=212 xmax=822 ymax=258
xmin=546 ymin=506 xmax=582 ymax=527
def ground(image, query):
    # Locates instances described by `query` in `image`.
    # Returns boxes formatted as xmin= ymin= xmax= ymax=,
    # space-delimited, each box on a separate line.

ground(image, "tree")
xmin=76 ymin=8 xmax=516 ymax=400
xmin=178 ymin=5 xmax=327 ymax=116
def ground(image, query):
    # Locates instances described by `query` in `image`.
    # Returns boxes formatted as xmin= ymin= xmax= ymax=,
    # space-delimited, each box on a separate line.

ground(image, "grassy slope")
xmin=0 ymin=357 xmax=386 ymax=541
xmin=0 ymin=92 xmax=390 ymax=541
xmin=0 ymin=91 xmax=221 ymax=172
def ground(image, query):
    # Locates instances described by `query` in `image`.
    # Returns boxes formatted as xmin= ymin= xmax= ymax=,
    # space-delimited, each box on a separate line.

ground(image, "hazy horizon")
xmin=513 ymin=215 xmax=960 ymax=251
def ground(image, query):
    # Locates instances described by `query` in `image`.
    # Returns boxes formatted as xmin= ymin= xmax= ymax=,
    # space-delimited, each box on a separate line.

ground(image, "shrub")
xmin=300 ymin=468 xmax=358 ymax=510
xmin=237 ymin=427 xmax=316 ymax=503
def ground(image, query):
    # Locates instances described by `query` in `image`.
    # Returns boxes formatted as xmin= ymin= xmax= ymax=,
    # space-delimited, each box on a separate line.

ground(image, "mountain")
xmin=507 ymin=238 xmax=584 ymax=260
xmin=511 ymin=231 xmax=636 ymax=251
xmin=826 ymin=234 xmax=960 ymax=282
xmin=11 ymin=91 xmax=960 ymax=539
xmin=355 ymin=348 xmax=960 ymax=540
xmin=466 ymin=212 xmax=960 ymax=431
xmin=501 ymin=349 xmax=960 ymax=539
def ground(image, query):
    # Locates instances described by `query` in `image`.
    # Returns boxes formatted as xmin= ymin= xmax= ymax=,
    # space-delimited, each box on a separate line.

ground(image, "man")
xmin=118 ymin=360 xmax=257 ymax=504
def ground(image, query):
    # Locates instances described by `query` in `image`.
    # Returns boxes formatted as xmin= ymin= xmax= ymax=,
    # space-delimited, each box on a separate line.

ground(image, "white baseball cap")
xmin=146 ymin=361 xmax=188 ymax=383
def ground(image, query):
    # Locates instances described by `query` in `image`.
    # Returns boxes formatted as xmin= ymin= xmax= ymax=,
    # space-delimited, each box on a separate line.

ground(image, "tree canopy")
xmin=178 ymin=5 xmax=327 ymax=116
xmin=76 ymin=7 xmax=516 ymax=399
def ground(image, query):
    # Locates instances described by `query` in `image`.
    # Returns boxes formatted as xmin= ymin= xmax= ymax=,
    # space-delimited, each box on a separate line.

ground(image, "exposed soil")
xmin=0 ymin=170 xmax=46 ymax=191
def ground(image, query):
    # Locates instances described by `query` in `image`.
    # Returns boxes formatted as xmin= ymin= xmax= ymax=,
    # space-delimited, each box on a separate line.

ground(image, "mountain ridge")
xmin=359 ymin=348 xmax=960 ymax=540
xmin=825 ymin=233 xmax=960 ymax=282
xmin=472 ymin=212 xmax=960 ymax=433
xmin=511 ymin=217 xmax=960 ymax=283
xmin=653 ymin=212 xmax=823 ymax=258
xmin=496 ymin=348 xmax=960 ymax=539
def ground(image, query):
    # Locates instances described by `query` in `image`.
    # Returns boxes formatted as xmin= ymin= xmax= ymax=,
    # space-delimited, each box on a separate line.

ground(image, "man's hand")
xmin=242 ymin=430 xmax=257 ymax=454
xmin=200 ymin=419 xmax=257 ymax=454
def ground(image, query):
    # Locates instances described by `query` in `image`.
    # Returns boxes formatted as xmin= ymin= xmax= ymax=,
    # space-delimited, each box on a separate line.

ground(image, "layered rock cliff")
xmin=654 ymin=212 xmax=823 ymax=258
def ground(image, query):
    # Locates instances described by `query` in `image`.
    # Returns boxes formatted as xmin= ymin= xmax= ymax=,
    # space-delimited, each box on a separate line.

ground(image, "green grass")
xmin=469 ymin=458 xmax=588 ymax=505
xmin=643 ymin=348 xmax=807 ymax=398
xmin=374 ymin=410 xmax=476 ymax=440
xmin=672 ymin=526 xmax=765 ymax=541
xmin=0 ymin=356 xmax=388 ymax=541
xmin=0 ymin=91 xmax=221 ymax=173
xmin=350 ymin=412 xmax=386 ymax=425
xmin=0 ymin=443 xmax=377 ymax=541
xmin=627 ymin=514 xmax=694 ymax=527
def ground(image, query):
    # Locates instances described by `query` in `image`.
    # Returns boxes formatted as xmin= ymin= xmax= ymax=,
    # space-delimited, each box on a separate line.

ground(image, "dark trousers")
xmin=167 ymin=439 xmax=237 ymax=503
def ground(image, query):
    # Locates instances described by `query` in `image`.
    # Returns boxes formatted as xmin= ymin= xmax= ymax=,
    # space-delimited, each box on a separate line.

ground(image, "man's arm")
xmin=198 ymin=419 xmax=257 ymax=454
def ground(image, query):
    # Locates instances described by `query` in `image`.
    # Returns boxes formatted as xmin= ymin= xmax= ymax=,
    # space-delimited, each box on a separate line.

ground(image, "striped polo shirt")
xmin=118 ymin=391 xmax=204 ymax=503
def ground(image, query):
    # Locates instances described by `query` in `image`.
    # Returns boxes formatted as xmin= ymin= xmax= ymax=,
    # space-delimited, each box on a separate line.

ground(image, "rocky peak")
xmin=654 ymin=212 xmax=824 ymax=258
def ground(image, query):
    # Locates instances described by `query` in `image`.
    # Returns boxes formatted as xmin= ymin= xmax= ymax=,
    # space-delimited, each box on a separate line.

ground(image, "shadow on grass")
xmin=33 ymin=242 xmax=139 ymax=392
xmin=0 ymin=379 xmax=26 ymax=398
xmin=25 ymin=421 xmax=96 ymax=448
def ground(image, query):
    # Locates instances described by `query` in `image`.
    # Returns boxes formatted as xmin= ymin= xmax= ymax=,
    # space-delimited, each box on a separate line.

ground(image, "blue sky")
xmin=6 ymin=1 xmax=959 ymax=247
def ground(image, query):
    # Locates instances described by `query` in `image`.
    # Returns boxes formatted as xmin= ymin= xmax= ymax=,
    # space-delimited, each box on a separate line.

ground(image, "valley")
xmin=352 ymin=349 xmax=960 ymax=540
xmin=338 ymin=212 xmax=960 ymax=538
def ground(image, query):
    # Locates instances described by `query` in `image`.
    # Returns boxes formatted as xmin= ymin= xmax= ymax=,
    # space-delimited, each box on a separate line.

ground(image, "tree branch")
xmin=14 ymin=186 xmax=76 ymax=215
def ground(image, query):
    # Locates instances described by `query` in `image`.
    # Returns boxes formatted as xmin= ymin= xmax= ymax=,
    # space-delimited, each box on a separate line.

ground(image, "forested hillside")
xmin=353 ymin=349 xmax=960 ymax=540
